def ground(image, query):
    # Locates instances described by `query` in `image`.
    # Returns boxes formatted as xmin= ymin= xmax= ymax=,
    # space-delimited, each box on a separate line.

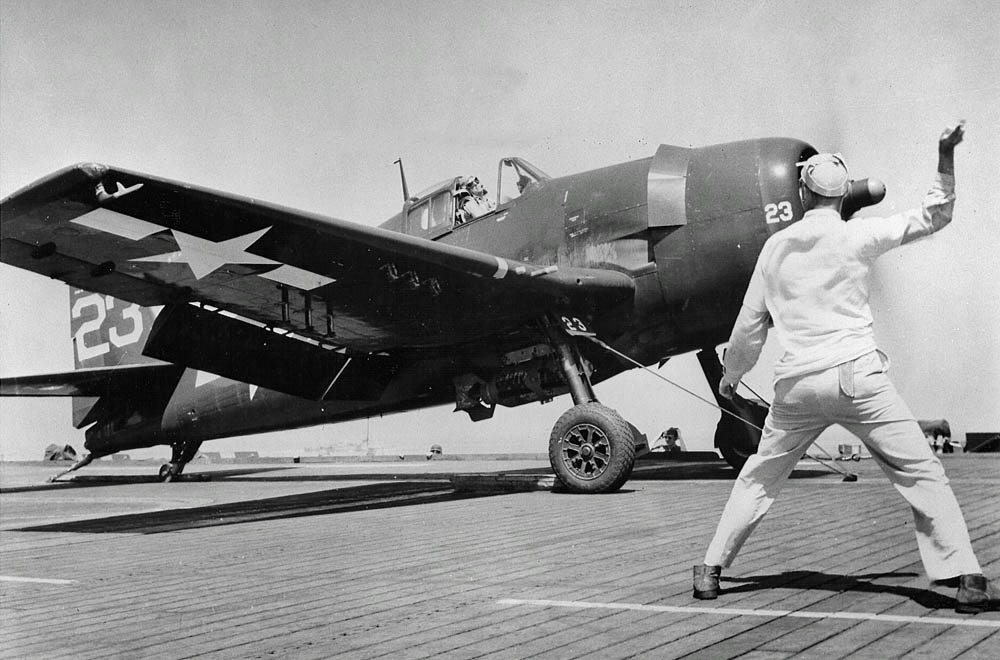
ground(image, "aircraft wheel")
xmin=158 ymin=463 xmax=180 ymax=482
xmin=549 ymin=402 xmax=636 ymax=494
xmin=715 ymin=398 xmax=766 ymax=471
xmin=717 ymin=426 xmax=758 ymax=472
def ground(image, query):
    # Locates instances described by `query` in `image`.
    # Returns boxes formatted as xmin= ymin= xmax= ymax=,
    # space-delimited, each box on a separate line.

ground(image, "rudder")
xmin=69 ymin=289 xmax=162 ymax=428
xmin=70 ymin=288 xmax=161 ymax=369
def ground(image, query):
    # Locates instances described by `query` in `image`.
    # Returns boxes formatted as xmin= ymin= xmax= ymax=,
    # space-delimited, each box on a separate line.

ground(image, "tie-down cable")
xmin=583 ymin=335 xmax=859 ymax=481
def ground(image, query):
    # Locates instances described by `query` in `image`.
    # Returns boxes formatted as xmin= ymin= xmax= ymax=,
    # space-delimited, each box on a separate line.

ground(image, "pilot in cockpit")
xmin=455 ymin=176 xmax=496 ymax=224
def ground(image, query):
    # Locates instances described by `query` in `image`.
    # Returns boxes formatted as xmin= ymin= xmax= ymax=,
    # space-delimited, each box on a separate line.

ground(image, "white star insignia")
xmin=130 ymin=226 xmax=335 ymax=289
xmin=132 ymin=227 xmax=279 ymax=279
xmin=194 ymin=371 xmax=259 ymax=400
xmin=194 ymin=371 xmax=222 ymax=388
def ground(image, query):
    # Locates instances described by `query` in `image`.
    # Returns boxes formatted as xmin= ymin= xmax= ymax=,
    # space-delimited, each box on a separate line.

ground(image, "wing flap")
xmin=143 ymin=303 xmax=356 ymax=400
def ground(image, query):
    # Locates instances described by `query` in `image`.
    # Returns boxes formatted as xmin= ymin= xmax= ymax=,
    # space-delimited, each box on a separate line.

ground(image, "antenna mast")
xmin=394 ymin=158 xmax=410 ymax=202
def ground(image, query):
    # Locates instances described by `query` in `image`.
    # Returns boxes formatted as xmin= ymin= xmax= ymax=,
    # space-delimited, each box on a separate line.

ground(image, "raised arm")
xmin=889 ymin=120 xmax=966 ymax=247
xmin=937 ymin=120 xmax=965 ymax=176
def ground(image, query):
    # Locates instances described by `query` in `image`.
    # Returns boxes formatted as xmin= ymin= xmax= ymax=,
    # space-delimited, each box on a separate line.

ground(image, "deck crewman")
xmin=693 ymin=121 xmax=999 ymax=614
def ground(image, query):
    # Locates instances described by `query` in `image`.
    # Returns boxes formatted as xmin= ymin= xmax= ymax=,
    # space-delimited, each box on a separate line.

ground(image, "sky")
xmin=1 ymin=0 xmax=998 ymax=461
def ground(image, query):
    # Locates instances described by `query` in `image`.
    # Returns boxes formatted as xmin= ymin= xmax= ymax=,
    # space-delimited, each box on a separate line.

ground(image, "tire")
xmin=716 ymin=396 xmax=767 ymax=471
xmin=549 ymin=402 xmax=636 ymax=494
xmin=158 ymin=463 xmax=181 ymax=482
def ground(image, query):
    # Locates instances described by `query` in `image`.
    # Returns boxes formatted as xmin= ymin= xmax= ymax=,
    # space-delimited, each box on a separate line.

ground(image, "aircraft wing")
xmin=0 ymin=364 xmax=183 ymax=397
xmin=2 ymin=164 xmax=634 ymax=397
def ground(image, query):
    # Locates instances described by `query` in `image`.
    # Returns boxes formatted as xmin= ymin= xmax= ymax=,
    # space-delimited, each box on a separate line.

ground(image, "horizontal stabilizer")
xmin=0 ymin=363 xmax=183 ymax=397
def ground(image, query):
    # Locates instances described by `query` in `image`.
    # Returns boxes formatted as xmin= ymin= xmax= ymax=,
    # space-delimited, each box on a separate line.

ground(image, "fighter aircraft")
xmin=0 ymin=138 xmax=885 ymax=492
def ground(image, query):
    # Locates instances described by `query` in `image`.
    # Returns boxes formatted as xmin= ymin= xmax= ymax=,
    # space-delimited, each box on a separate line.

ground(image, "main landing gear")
xmin=546 ymin=326 xmax=636 ymax=494
xmin=158 ymin=439 xmax=203 ymax=482
xmin=696 ymin=348 xmax=767 ymax=471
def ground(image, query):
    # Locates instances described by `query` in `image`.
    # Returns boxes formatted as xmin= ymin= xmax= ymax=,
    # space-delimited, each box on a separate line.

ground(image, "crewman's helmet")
xmin=797 ymin=153 xmax=850 ymax=197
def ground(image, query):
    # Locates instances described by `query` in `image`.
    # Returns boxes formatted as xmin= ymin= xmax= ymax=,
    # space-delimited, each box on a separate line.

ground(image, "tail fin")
xmin=70 ymin=288 xmax=161 ymax=369
xmin=70 ymin=289 xmax=162 ymax=427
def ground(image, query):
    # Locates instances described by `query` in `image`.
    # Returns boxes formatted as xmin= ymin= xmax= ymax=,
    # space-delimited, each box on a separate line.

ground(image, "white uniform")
xmin=705 ymin=174 xmax=982 ymax=581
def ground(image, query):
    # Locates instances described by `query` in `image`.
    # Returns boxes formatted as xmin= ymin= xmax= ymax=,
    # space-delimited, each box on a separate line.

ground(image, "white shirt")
xmin=723 ymin=173 xmax=956 ymax=385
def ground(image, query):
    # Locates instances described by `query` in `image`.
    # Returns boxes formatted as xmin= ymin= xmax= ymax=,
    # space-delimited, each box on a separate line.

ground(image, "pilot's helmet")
xmin=797 ymin=153 xmax=850 ymax=197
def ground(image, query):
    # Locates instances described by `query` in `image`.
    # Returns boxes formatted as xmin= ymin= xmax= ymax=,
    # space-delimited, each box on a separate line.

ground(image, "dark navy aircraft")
xmin=0 ymin=139 xmax=884 ymax=491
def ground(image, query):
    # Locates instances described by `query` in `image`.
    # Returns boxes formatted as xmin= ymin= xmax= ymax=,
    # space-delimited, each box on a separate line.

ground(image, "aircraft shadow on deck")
xmin=0 ymin=467 xmax=298 ymax=494
xmin=628 ymin=461 xmax=835 ymax=481
xmin=3 ymin=461 xmax=841 ymax=497
xmin=720 ymin=570 xmax=957 ymax=610
xmin=13 ymin=481 xmax=487 ymax=535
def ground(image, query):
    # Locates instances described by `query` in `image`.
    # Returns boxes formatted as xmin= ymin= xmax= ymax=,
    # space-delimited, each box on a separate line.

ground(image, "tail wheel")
xmin=549 ymin=402 xmax=636 ymax=494
xmin=158 ymin=463 xmax=182 ymax=482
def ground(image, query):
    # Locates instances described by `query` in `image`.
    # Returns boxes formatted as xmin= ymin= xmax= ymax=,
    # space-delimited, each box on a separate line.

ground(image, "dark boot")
xmin=956 ymin=574 xmax=1000 ymax=614
xmin=693 ymin=564 xmax=722 ymax=600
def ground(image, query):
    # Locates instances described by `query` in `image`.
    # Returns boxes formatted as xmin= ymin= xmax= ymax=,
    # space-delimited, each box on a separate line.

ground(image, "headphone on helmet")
xmin=797 ymin=152 xmax=850 ymax=197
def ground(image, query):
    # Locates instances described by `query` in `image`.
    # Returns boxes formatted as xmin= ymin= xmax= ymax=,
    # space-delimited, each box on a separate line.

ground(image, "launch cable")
xmin=736 ymin=380 xmax=859 ymax=480
xmin=585 ymin=336 xmax=858 ymax=481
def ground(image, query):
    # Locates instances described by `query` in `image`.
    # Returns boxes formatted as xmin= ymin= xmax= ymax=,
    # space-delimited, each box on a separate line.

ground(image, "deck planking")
xmin=1 ymin=456 xmax=997 ymax=659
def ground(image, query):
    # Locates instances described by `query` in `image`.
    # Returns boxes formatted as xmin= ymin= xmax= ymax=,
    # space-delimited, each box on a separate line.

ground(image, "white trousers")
xmin=704 ymin=351 xmax=982 ymax=581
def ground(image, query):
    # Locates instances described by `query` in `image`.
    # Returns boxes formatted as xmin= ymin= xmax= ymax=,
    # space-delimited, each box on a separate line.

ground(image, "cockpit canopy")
xmin=496 ymin=157 xmax=548 ymax=205
xmin=403 ymin=157 xmax=549 ymax=239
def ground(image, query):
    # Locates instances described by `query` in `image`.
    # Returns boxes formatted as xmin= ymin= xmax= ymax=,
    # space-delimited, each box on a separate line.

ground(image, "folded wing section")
xmin=2 ymin=164 xmax=633 ymax=353
xmin=2 ymin=164 xmax=633 ymax=398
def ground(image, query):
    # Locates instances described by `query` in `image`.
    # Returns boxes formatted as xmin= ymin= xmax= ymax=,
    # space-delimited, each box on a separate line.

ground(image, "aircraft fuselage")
xmin=78 ymin=138 xmax=821 ymax=458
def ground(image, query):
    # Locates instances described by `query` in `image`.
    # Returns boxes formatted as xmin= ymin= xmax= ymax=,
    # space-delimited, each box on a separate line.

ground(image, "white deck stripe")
xmin=1 ymin=576 xmax=77 ymax=585
xmin=497 ymin=598 xmax=1000 ymax=629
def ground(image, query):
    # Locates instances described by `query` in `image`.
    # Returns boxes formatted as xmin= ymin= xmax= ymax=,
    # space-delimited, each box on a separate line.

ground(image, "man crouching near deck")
xmin=693 ymin=121 xmax=998 ymax=614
